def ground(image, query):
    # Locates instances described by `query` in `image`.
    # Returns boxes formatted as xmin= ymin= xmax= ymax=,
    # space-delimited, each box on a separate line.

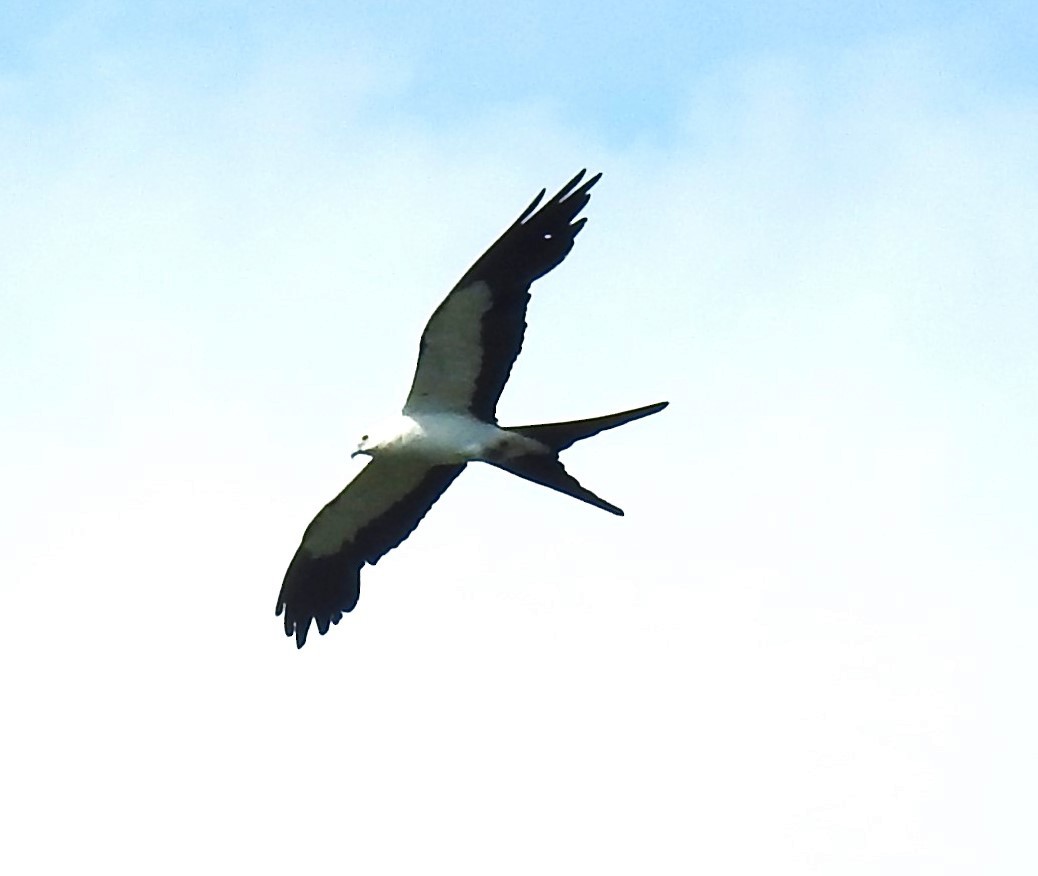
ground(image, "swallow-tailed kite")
xmin=277 ymin=170 xmax=668 ymax=647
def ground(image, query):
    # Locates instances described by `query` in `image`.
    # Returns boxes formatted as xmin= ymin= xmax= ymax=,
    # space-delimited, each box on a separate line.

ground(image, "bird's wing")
xmin=403 ymin=169 xmax=601 ymax=422
xmin=277 ymin=456 xmax=466 ymax=647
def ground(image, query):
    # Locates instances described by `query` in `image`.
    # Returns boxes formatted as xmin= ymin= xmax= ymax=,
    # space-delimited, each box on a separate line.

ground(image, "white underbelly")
xmin=405 ymin=413 xmax=542 ymax=463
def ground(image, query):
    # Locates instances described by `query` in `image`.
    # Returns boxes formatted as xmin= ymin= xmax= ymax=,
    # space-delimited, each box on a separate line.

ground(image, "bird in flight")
xmin=277 ymin=170 xmax=668 ymax=647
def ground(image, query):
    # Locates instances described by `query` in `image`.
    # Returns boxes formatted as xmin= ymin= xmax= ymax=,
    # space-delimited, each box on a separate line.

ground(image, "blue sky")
xmin=6 ymin=1 xmax=1038 ymax=139
xmin=3 ymin=3 xmax=1038 ymax=874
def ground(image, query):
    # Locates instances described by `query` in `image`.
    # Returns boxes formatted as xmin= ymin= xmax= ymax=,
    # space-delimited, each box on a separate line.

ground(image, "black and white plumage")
xmin=277 ymin=171 xmax=668 ymax=647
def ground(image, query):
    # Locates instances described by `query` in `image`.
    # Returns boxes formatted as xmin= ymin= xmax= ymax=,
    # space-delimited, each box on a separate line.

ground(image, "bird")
xmin=277 ymin=170 xmax=668 ymax=647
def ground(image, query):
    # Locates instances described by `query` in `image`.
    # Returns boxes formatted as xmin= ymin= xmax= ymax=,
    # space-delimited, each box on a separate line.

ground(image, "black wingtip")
xmin=551 ymin=169 xmax=601 ymax=205
xmin=563 ymin=168 xmax=587 ymax=191
xmin=518 ymin=188 xmax=547 ymax=223
xmin=276 ymin=548 xmax=361 ymax=649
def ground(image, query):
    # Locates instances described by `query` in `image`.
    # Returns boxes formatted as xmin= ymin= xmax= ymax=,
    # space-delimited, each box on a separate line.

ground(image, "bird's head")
xmin=351 ymin=432 xmax=374 ymax=459
xmin=351 ymin=416 xmax=413 ymax=459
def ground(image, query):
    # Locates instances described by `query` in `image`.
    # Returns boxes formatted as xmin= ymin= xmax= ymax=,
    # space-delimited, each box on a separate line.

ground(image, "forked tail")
xmin=507 ymin=401 xmax=669 ymax=452
xmin=492 ymin=401 xmax=669 ymax=515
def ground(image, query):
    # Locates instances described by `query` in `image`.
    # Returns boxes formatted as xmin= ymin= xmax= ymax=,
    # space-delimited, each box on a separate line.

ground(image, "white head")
xmin=350 ymin=416 xmax=414 ymax=459
xmin=351 ymin=431 xmax=375 ymax=459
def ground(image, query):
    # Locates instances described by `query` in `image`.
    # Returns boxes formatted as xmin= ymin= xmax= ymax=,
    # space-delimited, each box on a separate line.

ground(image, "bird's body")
xmin=278 ymin=170 xmax=668 ymax=647
xmin=354 ymin=412 xmax=546 ymax=465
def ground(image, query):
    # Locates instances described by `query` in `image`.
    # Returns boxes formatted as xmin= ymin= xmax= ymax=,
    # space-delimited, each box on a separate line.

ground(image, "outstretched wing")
xmin=404 ymin=169 xmax=601 ymax=422
xmin=277 ymin=457 xmax=466 ymax=648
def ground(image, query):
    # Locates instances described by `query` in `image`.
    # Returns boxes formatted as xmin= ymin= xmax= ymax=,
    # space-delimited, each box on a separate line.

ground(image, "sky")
xmin=2 ymin=2 xmax=1037 ymax=873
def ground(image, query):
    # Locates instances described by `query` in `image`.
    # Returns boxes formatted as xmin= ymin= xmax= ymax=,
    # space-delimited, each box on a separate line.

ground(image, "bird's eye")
xmin=361 ymin=434 xmax=369 ymax=442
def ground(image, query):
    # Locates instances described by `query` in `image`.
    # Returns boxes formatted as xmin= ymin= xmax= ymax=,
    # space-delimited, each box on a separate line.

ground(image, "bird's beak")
xmin=350 ymin=450 xmax=362 ymax=459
